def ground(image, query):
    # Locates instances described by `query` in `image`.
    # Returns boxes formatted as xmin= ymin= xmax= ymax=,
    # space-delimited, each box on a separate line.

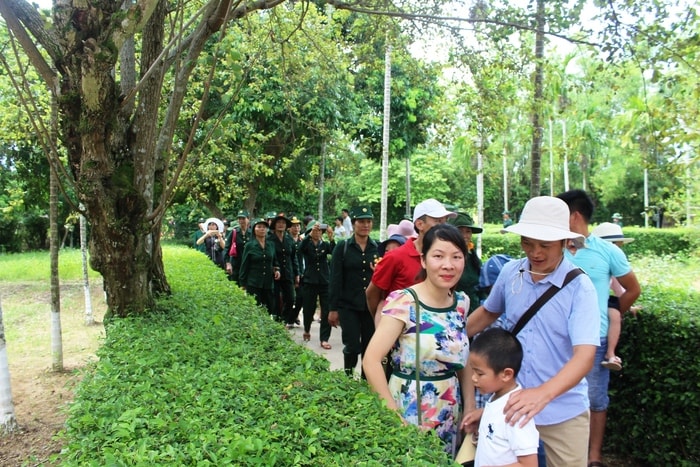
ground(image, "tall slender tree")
xmin=0 ymin=296 xmax=18 ymax=435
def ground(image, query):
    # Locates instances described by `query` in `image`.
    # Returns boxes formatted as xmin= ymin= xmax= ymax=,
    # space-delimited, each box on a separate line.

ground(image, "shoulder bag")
xmin=511 ymin=268 xmax=584 ymax=335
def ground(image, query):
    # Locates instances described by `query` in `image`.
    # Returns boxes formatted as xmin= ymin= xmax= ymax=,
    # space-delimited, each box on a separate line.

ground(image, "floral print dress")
xmin=382 ymin=289 xmax=470 ymax=455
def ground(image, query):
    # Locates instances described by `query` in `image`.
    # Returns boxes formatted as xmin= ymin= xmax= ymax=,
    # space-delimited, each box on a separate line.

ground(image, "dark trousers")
xmin=338 ymin=306 xmax=375 ymax=378
xmin=229 ymin=257 xmax=241 ymax=284
xmin=302 ymin=283 xmax=330 ymax=342
xmin=293 ymin=280 xmax=304 ymax=317
xmin=274 ymin=279 xmax=296 ymax=324
xmin=247 ymin=286 xmax=274 ymax=316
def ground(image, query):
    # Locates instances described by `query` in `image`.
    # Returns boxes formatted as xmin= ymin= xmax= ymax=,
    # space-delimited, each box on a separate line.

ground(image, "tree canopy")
xmin=1 ymin=0 xmax=698 ymax=316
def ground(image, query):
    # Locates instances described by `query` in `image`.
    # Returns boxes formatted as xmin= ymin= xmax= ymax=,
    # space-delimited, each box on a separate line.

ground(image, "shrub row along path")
xmin=0 ymin=296 xmax=344 ymax=467
xmin=2 ymin=295 xmax=633 ymax=465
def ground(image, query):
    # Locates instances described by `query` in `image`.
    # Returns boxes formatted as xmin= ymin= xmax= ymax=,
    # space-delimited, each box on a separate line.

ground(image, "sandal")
xmin=302 ymin=332 xmax=310 ymax=342
xmin=601 ymin=356 xmax=622 ymax=371
xmin=320 ymin=341 xmax=332 ymax=350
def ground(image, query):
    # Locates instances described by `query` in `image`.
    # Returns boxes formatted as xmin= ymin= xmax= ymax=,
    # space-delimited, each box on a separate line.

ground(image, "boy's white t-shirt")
xmin=475 ymin=384 xmax=539 ymax=467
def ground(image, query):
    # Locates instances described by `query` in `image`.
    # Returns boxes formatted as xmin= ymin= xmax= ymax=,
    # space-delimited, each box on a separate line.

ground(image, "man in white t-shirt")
xmin=341 ymin=208 xmax=353 ymax=235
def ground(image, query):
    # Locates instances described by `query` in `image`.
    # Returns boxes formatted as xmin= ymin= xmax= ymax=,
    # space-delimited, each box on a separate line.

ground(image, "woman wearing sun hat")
xmin=196 ymin=217 xmax=226 ymax=268
xmin=463 ymin=196 xmax=600 ymax=467
xmin=591 ymin=222 xmax=636 ymax=373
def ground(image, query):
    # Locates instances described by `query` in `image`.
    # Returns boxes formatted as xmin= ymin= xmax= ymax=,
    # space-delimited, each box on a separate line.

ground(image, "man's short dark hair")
xmin=557 ymin=189 xmax=595 ymax=223
xmin=471 ymin=328 xmax=523 ymax=376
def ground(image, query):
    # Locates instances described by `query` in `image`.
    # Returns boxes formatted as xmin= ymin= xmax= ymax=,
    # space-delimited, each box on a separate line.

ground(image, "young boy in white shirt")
xmin=467 ymin=328 xmax=539 ymax=467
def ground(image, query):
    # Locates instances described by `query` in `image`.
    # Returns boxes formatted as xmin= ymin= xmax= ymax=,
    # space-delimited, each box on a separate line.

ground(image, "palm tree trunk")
xmin=529 ymin=0 xmax=546 ymax=197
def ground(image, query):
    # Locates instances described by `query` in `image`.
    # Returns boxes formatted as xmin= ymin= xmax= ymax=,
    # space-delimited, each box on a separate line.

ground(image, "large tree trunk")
xmin=54 ymin=1 xmax=164 ymax=319
xmin=2 ymin=0 xmax=278 ymax=317
xmin=529 ymin=0 xmax=546 ymax=198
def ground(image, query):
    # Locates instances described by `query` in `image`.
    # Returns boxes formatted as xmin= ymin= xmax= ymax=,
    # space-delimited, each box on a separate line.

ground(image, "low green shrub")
xmin=478 ymin=225 xmax=699 ymax=259
xmin=607 ymin=284 xmax=700 ymax=466
xmin=59 ymin=247 xmax=454 ymax=466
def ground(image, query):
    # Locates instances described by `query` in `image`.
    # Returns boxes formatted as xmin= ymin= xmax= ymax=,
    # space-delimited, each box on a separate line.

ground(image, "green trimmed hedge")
xmin=59 ymin=247 xmax=454 ymax=466
xmin=607 ymin=284 xmax=700 ymax=466
xmin=478 ymin=225 xmax=700 ymax=259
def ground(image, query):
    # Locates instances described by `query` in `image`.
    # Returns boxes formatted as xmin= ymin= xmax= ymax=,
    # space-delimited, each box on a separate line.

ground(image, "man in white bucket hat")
xmin=464 ymin=196 xmax=600 ymax=467
xmin=557 ymin=190 xmax=641 ymax=467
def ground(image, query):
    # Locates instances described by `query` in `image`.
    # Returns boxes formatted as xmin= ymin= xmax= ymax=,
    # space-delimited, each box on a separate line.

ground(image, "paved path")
xmin=285 ymin=315 xmax=355 ymax=374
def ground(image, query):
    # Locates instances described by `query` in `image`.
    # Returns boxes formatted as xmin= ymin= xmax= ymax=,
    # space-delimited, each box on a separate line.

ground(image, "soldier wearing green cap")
xmin=329 ymin=205 xmax=379 ymax=377
xmin=449 ymin=212 xmax=483 ymax=313
xmin=269 ymin=213 xmax=300 ymax=325
xmin=225 ymin=209 xmax=252 ymax=284
xmin=502 ymin=210 xmax=513 ymax=228
xmin=239 ymin=218 xmax=280 ymax=316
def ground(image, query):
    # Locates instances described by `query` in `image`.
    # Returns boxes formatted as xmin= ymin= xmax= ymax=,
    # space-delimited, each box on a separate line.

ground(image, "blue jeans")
xmin=587 ymin=337 xmax=610 ymax=411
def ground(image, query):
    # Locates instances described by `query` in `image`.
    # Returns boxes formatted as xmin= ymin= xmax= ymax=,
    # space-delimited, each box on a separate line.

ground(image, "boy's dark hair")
xmin=471 ymin=328 xmax=523 ymax=376
xmin=557 ymin=189 xmax=595 ymax=223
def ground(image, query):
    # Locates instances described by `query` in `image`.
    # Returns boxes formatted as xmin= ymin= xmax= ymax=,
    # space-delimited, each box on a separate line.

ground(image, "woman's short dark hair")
xmin=415 ymin=224 xmax=468 ymax=283
xmin=421 ymin=223 xmax=468 ymax=256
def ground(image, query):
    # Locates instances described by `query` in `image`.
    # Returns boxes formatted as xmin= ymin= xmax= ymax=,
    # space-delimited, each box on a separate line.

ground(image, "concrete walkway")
xmin=285 ymin=314 xmax=356 ymax=374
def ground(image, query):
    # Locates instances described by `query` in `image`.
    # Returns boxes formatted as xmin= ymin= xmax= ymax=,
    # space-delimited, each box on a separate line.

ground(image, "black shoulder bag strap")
xmin=511 ymin=268 xmax=584 ymax=336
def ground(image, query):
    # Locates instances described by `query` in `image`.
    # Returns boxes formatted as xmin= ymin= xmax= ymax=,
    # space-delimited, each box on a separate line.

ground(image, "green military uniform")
xmin=269 ymin=214 xmax=300 ymax=324
xmin=502 ymin=210 xmax=514 ymax=228
xmin=225 ymin=209 xmax=252 ymax=284
xmin=299 ymin=233 xmax=335 ymax=342
xmin=449 ymin=212 xmax=483 ymax=313
xmin=290 ymin=216 xmax=305 ymax=321
xmin=239 ymin=218 xmax=278 ymax=316
xmin=329 ymin=206 xmax=379 ymax=376
xmin=192 ymin=219 xmax=206 ymax=253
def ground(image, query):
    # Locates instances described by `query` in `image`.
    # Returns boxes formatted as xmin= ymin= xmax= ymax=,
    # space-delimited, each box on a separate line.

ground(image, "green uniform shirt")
xmin=454 ymin=249 xmax=482 ymax=313
xmin=192 ymin=230 xmax=206 ymax=253
xmin=269 ymin=231 xmax=299 ymax=281
xmin=329 ymin=236 xmax=378 ymax=311
xmin=299 ymin=236 xmax=335 ymax=285
xmin=239 ymin=239 xmax=278 ymax=290
xmin=225 ymin=226 xmax=252 ymax=273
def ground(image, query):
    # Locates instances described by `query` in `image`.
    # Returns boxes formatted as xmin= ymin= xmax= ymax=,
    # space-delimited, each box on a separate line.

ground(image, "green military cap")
xmin=265 ymin=211 xmax=277 ymax=219
xmin=350 ymin=206 xmax=374 ymax=220
xmin=251 ymin=218 xmax=268 ymax=228
xmin=612 ymin=212 xmax=623 ymax=220
xmin=449 ymin=212 xmax=483 ymax=233
xmin=236 ymin=209 xmax=250 ymax=219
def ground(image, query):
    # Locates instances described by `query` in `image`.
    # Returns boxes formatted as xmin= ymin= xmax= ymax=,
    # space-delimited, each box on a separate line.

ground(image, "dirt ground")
xmin=0 ymin=282 xmax=106 ymax=467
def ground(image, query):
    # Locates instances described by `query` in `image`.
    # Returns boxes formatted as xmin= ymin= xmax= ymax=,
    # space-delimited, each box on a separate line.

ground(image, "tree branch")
xmin=0 ymin=0 xmax=57 ymax=88
xmin=326 ymin=0 xmax=600 ymax=47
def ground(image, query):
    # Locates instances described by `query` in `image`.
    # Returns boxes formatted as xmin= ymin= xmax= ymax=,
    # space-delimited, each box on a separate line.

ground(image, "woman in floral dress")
xmin=363 ymin=223 xmax=471 ymax=456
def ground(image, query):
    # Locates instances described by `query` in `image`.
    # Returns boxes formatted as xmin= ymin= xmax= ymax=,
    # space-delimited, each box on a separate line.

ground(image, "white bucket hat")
xmin=502 ymin=196 xmax=583 ymax=241
xmin=591 ymin=222 xmax=635 ymax=244
xmin=204 ymin=217 xmax=224 ymax=232
xmin=413 ymin=199 xmax=457 ymax=222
